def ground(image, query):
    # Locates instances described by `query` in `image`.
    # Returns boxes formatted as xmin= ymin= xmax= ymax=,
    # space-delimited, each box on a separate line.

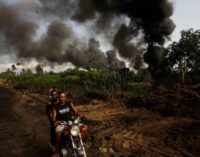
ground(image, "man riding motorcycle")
xmin=52 ymin=91 xmax=88 ymax=157
xmin=46 ymin=89 xmax=59 ymax=145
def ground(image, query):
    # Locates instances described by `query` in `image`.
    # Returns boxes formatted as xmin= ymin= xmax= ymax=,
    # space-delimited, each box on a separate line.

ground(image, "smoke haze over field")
xmin=0 ymin=0 xmax=175 ymax=71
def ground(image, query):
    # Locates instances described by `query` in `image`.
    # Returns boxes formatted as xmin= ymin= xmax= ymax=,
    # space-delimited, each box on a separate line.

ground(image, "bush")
xmin=0 ymin=69 xmax=149 ymax=95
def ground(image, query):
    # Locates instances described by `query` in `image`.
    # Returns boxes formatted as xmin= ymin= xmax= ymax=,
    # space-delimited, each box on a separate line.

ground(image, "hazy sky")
xmin=171 ymin=0 xmax=200 ymax=41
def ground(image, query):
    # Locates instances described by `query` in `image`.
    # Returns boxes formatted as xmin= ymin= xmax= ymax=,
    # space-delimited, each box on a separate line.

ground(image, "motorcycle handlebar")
xmin=59 ymin=121 xmax=67 ymax=125
xmin=59 ymin=117 xmax=81 ymax=126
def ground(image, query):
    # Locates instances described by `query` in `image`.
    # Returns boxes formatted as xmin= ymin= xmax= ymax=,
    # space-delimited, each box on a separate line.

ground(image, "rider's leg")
xmin=50 ymin=125 xmax=55 ymax=145
xmin=55 ymin=125 xmax=64 ymax=154
xmin=55 ymin=131 xmax=62 ymax=153
xmin=79 ymin=124 xmax=88 ymax=142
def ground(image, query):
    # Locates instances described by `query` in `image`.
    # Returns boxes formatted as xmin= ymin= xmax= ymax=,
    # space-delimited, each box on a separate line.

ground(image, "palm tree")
xmin=11 ymin=64 xmax=17 ymax=72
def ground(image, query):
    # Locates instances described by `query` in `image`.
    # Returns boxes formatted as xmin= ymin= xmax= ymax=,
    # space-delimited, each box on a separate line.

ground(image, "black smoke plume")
xmin=74 ymin=0 xmax=175 ymax=70
xmin=0 ymin=5 xmax=71 ymax=62
xmin=0 ymin=5 xmax=37 ymax=57
xmin=64 ymin=38 xmax=125 ymax=69
xmin=0 ymin=0 xmax=175 ymax=71
xmin=39 ymin=0 xmax=75 ymax=18
xmin=0 ymin=3 xmax=125 ymax=69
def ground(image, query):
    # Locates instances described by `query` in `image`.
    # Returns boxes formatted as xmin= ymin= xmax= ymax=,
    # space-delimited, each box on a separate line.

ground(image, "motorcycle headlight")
xmin=71 ymin=126 xmax=80 ymax=136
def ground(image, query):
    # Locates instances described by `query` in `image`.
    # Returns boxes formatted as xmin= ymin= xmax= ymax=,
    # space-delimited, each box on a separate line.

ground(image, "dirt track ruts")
xmin=0 ymin=86 xmax=51 ymax=157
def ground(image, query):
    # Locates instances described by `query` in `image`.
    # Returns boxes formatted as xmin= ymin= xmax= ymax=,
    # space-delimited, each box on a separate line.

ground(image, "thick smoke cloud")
xmin=0 ymin=0 xmax=175 ymax=71
xmin=113 ymin=24 xmax=143 ymax=70
xmin=0 ymin=5 xmax=37 ymax=56
xmin=38 ymin=21 xmax=71 ymax=62
xmin=38 ymin=0 xmax=76 ymax=18
xmin=73 ymin=0 xmax=175 ymax=70
xmin=113 ymin=25 xmax=138 ymax=59
xmin=73 ymin=0 xmax=175 ymax=41
xmin=106 ymin=50 xmax=125 ymax=70
xmin=64 ymin=38 xmax=125 ymax=69
xmin=36 ymin=0 xmax=176 ymax=69
xmin=0 ymin=4 xmax=71 ymax=62
xmin=0 ymin=3 xmax=124 ymax=69
xmin=64 ymin=38 xmax=108 ymax=69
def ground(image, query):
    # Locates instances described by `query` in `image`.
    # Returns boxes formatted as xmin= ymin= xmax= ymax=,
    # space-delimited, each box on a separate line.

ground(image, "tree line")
xmin=0 ymin=29 xmax=199 ymax=93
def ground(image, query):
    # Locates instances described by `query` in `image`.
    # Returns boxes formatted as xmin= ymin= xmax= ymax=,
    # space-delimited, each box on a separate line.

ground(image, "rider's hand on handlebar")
xmin=54 ymin=121 xmax=61 ymax=127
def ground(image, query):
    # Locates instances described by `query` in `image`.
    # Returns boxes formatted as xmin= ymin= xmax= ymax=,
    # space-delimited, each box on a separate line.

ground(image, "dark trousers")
xmin=50 ymin=125 xmax=56 ymax=145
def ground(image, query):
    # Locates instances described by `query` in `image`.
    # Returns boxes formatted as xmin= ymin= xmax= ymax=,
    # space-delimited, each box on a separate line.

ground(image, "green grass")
xmin=0 ymin=69 xmax=150 ymax=95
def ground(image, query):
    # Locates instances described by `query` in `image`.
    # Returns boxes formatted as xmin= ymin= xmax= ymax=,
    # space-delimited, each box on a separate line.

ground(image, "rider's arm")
xmin=52 ymin=108 xmax=58 ymax=126
xmin=70 ymin=102 xmax=80 ymax=117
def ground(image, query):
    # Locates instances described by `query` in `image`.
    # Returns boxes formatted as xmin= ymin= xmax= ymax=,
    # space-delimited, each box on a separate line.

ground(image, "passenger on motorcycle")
xmin=52 ymin=91 xmax=88 ymax=157
xmin=46 ymin=89 xmax=59 ymax=145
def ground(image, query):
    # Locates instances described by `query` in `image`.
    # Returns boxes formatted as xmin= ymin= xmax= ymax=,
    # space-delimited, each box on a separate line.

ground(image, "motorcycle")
xmin=59 ymin=117 xmax=87 ymax=157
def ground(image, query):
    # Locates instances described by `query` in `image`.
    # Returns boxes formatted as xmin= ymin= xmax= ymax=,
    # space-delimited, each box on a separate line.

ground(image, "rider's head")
xmin=59 ymin=91 xmax=66 ymax=104
xmin=51 ymin=89 xmax=58 ymax=100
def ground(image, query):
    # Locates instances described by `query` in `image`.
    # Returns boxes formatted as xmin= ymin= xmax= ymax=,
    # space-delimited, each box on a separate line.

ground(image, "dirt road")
xmin=0 ymin=86 xmax=50 ymax=157
xmin=0 ymin=86 xmax=200 ymax=157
